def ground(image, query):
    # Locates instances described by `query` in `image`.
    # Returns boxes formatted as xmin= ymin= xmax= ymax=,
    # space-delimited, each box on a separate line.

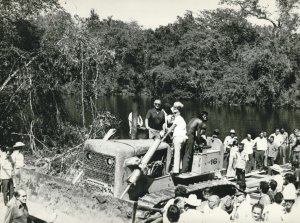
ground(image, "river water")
xmin=65 ymin=95 xmax=300 ymax=141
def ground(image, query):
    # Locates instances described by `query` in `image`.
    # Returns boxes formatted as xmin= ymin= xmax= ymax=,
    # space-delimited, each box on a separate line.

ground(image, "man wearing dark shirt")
xmin=291 ymin=134 xmax=300 ymax=163
xmin=292 ymin=161 xmax=300 ymax=189
xmin=145 ymin=99 xmax=166 ymax=139
xmin=5 ymin=190 xmax=30 ymax=223
xmin=258 ymin=181 xmax=271 ymax=207
xmin=181 ymin=111 xmax=208 ymax=173
xmin=266 ymin=136 xmax=279 ymax=166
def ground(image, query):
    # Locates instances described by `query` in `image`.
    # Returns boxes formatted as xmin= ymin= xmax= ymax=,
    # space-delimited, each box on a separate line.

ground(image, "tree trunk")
xmin=130 ymin=97 xmax=139 ymax=139
xmin=81 ymin=42 xmax=85 ymax=128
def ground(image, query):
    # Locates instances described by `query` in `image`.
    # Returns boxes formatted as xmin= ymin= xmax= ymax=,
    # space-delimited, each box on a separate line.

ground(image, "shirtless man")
xmin=181 ymin=111 xmax=208 ymax=173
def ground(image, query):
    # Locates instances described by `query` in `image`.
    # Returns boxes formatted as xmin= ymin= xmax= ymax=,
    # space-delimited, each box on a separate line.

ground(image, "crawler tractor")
xmin=83 ymin=137 xmax=235 ymax=220
xmin=19 ymin=137 xmax=235 ymax=223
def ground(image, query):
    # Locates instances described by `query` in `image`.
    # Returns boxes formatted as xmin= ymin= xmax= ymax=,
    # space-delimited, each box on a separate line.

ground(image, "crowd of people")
xmin=159 ymin=174 xmax=299 ymax=223
xmin=223 ymin=128 xmax=300 ymax=182
xmin=129 ymin=99 xmax=300 ymax=177
xmin=129 ymin=98 xmax=208 ymax=175
xmin=128 ymin=99 xmax=300 ymax=222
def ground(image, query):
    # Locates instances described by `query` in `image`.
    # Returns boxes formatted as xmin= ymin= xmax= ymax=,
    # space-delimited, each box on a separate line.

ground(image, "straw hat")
xmin=13 ymin=142 xmax=25 ymax=148
xmin=230 ymin=129 xmax=236 ymax=134
xmin=185 ymin=194 xmax=201 ymax=206
xmin=270 ymin=164 xmax=283 ymax=172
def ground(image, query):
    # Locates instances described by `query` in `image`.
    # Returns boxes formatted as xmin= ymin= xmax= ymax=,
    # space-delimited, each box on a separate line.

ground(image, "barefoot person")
xmin=181 ymin=111 xmax=208 ymax=174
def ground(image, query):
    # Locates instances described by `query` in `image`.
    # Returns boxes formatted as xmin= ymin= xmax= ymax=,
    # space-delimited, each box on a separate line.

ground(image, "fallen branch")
xmin=0 ymin=56 xmax=37 ymax=92
xmin=50 ymin=144 xmax=83 ymax=162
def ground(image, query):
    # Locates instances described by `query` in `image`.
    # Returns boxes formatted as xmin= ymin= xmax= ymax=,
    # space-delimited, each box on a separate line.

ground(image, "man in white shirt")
xmin=162 ymin=102 xmax=187 ymax=176
xmin=179 ymin=194 xmax=203 ymax=223
xmin=223 ymin=129 xmax=236 ymax=176
xmin=234 ymin=143 xmax=249 ymax=182
xmin=241 ymin=134 xmax=255 ymax=174
xmin=270 ymin=164 xmax=284 ymax=193
xmin=128 ymin=112 xmax=143 ymax=136
xmin=283 ymin=173 xmax=297 ymax=198
xmin=224 ymin=129 xmax=236 ymax=153
xmin=206 ymin=195 xmax=229 ymax=222
xmin=269 ymin=129 xmax=284 ymax=147
xmin=233 ymin=192 xmax=252 ymax=221
xmin=1 ymin=147 xmax=15 ymax=206
xmin=263 ymin=192 xmax=285 ymax=222
xmin=282 ymin=190 xmax=297 ymax=222
xmin=11 ymin=142 xmax=25 ymax=186
xmin=253 ymin=132 xmax=268 ymax=171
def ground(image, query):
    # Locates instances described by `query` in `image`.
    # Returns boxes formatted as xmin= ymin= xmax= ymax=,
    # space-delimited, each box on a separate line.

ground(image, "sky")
xmin=60 ymin=0 xmax=277 ymax=29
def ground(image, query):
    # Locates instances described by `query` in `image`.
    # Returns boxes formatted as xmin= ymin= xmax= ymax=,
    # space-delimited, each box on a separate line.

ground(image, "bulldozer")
xmin=82 ymin=136 xmax=235 ymax=220
xmin=18 ymin=135 xmax=235 ymax=223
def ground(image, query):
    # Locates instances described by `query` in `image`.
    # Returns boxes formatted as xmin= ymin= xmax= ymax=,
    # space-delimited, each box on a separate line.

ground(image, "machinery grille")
xmin=84 ymin=151 xmax=115 ymax=185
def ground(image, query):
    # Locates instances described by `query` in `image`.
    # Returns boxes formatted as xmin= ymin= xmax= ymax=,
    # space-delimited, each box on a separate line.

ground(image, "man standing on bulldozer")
xmin=145 ymin=98 xmax=166 ymax=139
xmin=162 ymin=102 xmax=187 ymax=176
xmin=181 ymin=111 xmax=208 ymax=174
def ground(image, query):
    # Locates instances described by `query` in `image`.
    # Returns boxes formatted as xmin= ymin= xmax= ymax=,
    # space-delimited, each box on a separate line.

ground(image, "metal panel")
xmin=191 ymin=150 xmax=222 ymax=174
xmin=148 ymin=175 xmax=175 ymax=193
xmin=84 ymin=151 xmax=115 ymax=185
xmin=191 ymin=153 xmax=203 ymax=173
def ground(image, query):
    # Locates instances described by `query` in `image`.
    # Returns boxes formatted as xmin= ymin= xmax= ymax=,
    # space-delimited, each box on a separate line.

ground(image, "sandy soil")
xmin=0 ymin=184 xmax=133 ymax=223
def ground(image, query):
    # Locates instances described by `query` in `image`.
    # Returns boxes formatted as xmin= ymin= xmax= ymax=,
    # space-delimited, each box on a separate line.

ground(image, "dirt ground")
xmin=0 ymin=183 xmax=134 ymax=223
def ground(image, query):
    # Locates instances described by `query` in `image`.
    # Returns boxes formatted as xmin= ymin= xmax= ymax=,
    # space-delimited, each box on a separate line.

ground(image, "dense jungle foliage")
xmin=1 ymin=0 xmax=300 ymax=154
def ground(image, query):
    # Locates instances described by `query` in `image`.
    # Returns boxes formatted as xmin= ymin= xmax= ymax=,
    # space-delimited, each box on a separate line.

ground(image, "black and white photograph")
xmin=0 ymin=0 xmax=300 ymax=222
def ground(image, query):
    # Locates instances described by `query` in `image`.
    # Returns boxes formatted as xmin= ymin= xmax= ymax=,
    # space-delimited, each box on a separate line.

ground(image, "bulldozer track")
xmin=138 ymin=179 xmax=235 ymax=208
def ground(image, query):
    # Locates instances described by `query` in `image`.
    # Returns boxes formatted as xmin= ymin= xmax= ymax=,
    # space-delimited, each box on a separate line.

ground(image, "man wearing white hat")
xmin=282 ymin=190 xmax=297 ymax=221
xmin=179 ymin=194 xmax=203 ymax=222
xmin=224 ymin=129 xmax=236 ymax=153
xmin=224 ymin=129 xmax=236 ymax=174
xmin=270 ymin=164 xmax=284 ymax=193
xmin=11 ymin=142 xmax=25 ymax=186
xmin=162 ymin=103 xmax=187 ymax=176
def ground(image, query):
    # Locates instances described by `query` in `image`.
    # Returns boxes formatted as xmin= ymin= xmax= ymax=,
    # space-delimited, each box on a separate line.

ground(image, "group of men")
xmin=160 ymin=168 xmax=299 ymax=223
xmin=129 ymin=98 xmax=208 ymax=176
xmin=223 ymin=128 xmax=300 ymax=181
